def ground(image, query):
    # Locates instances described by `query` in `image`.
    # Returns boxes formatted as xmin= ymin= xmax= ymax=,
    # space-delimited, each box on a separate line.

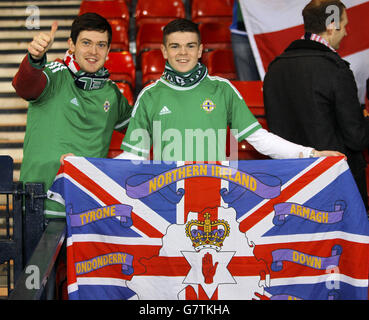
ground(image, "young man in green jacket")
xmin=118 ymin=18 xmax=341 ymax=162
xmin=13 ymin=13 xmax=132 ymax=218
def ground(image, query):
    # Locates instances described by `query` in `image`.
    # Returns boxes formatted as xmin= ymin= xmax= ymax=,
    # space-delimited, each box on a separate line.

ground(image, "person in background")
xmin=263 ymin=0 xmax=369 ymax=209
xmin=230 ymin=0 xmax=260 ymax=81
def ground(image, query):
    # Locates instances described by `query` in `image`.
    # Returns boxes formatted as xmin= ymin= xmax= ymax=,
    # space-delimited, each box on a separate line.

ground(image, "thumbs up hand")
xmin=28 ymin=21 xmax=58 ymax=60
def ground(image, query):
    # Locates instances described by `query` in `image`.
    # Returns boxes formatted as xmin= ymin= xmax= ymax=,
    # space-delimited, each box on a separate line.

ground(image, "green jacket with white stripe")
xmin=16 ymin=55 xmax=131 ymax=218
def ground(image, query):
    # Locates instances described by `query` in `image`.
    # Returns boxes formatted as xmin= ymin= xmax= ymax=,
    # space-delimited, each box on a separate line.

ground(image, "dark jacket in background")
xmin=264 ymin=39 xmax=369 ymax=207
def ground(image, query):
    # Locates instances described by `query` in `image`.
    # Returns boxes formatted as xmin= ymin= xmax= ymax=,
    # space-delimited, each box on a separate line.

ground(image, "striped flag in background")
xmin=48 ymin=157 xmax=369 ymax=300
xmin=239 ymin=0 xmax=369 ymax=103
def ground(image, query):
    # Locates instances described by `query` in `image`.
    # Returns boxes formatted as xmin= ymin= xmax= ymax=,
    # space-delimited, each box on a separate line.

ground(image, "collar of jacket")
xmin=276 ymin=39 xmax=350 ymax=68
xmin=286 ymin=39 xmax=337 ymax=53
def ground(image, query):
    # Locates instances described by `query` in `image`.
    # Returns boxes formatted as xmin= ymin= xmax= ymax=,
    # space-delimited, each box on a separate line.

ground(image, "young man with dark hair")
xmin=13 ymin=13 xmax=132 ymax=218
xmin=70 ymin=12 xmax=113 ymax=46
xmin=264 ymin=0 xmax=369 ymax=208
xmin=118 ymin=18 xmax=342 ymax=163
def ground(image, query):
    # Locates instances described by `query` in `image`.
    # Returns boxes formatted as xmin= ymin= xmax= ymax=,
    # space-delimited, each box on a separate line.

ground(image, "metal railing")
xmin=9 ymin=219 xmax=66 ymax=300
xmin=0 ymin=181 xmax=23 ymax=296
xmin=0 ymin=155 xmax=66 ymax=299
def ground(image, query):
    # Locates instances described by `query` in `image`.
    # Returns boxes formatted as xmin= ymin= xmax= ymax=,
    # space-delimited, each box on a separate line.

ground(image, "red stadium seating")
xmin=207 ymin=49 xmax=236 ymax=80
xmin=136 ymin=23 xmax=165 ymax=62
xmin=116 ymin=82 xmax=134 ymax=106
xmin=192 ymin=0 xmax=233 ymax=24
xmin=109 ymin=19 xmax=129 ymax=51
xmin=141 ymin=49 xmax=165 ymax=86
xmin=257 ymin=117 xmax=269 ymax=130
xmin=135 ymin=0 xmax=185 ymax=30
xmin=229 ymin=80 xmax=268 ymax=159
xmin=105 ymin=51 xmax=136 ymax=89
xmin=117 ymin=0 xmax=131 ymax=6
xmin=199 ymin=22 xmax=232 ymax=65
xmin=199 ymin=22 xmax=232 ymax=51
xmin=79 ymin=0 xmax=129 ymax=29
xmin=231 ymin=81 xmax=264 ymax=116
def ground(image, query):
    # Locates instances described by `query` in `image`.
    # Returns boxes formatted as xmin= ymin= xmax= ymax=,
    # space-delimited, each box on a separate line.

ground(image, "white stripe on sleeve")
xmin=246 ymin=128 xmax=313 ymax=159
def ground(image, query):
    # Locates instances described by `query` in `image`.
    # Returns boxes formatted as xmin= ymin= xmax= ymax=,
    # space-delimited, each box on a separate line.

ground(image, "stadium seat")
xmin=231 ymin=80 xmax=268 ymax=133
xmin=191 ymin=0 xmax=233 ymax=24
xmin=135 ymin=0 xmax=185 ymax=30
xmin=200 ymin=23 xmax=231 ymax=65
xmin=116 ymin=82 xmax=134 ymax=106
xmin=207 ymin=49 xmax=236 ymax=80
xmin=79 ymin=0 xmax=130 ymax=29
xmin=109 ymin=19 xmax=129 ymax=51
xmin=257 ymin=117 xmax=269 ymax=130
xmin=136 ymin=23 xmax=165 ymax=64
xmin=117 ymin=0 xmax=131 ymax=6
xmin=141 ymin=49 xmax=165 ymax=86
xmin=231 ymin=81 xmax=264 ymax=116
xmin=105 ymin=51 xmax=136 ymax=89
xmin=107 ymin=130 xmax=125 ymax=158
xmin=199 ymin=22 xmax=232 ymax=52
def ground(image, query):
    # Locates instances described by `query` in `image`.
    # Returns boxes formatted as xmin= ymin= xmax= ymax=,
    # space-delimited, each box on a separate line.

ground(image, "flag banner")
xmin=48 ymin=156 xmax=369 ymax=300
xmin=240 ymin=0 xmax=369 ymax=103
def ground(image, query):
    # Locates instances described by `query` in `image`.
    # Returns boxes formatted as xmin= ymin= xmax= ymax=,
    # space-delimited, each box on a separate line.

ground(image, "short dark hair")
xmin=70 ymin=12 xmax=112 ymax=45
xmin=163 ymin=18 xmax=201 ymax=44
xmin=302 ymin=0 xmax=346 ymax=34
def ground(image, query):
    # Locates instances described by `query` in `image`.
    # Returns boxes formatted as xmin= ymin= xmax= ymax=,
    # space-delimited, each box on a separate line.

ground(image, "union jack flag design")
xmin=48 ymin=156 xmax=369 ymax=300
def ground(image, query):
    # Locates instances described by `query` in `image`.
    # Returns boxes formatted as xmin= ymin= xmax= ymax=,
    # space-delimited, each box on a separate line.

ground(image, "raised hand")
xmin=202 ymin=252 xmax=218 ymax=284
xmin=28 ymin=21 xmax=58 ymax=60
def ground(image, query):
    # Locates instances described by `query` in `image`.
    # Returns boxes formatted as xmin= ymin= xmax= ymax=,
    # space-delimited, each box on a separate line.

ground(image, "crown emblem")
xmin=185 ymin=213 xmax=230 ymax=252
